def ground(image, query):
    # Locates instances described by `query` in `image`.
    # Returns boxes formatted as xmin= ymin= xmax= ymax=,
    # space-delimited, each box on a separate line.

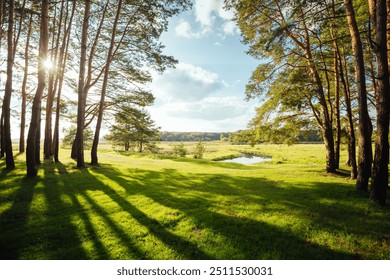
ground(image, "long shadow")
xmin=42 ymin=162 xmax=148 ymax=259
xmin=282 ymin=181 xmax=390 ymax=239
xmin=35 ymin=162 xmax=90 ymax=259
xmin=1 ymin=161 xmax=198 ymax=259
xmin=0 ymin=176 xmax=38 ymax=259
xmin=83 ymin=169 xmax=211 ymax=259
xmin=92 ymin=165 xmax=360 ymax=259
xmin=65 ymin=189 xmax=111 ymax=259
xmin=1 ymin=159 xmax=386 ymax=259
xmin=46 ymin=165 xmax=208 ymax=259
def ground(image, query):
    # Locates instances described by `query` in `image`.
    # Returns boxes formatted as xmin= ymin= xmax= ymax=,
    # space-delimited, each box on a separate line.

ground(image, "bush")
xmin=144 ymin=142 xmax=161 ymax=154
xmin=193 ymin=141 xmax=206 ymax=159
xmin=173 ymin=143 xmax=187 ymax=157
xmin=61 ymin=126 xmax=94 ymax=149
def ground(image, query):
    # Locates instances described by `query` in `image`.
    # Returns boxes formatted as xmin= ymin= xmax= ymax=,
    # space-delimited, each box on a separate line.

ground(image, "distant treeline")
xmin=158 ymin=130 xmax=322 ymax=143
xmin=159 ymin=132 xmax=230 ymax=142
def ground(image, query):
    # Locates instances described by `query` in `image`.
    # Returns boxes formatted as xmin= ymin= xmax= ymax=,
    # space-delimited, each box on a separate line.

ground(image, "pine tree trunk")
xmin=0 ymin=0 xmax=4 ymax=159
xmin=91 ymin=0 xmax=122 ymax=165
xmin=334 ymin=48 xmax=341 ymax=170
xmin=344 ymin=0 xmax=373 ymax=191
xmin=20 ymin=15 xmax=32 ymax=154
xmin=75 ymin=0 xmax=91 ymax=168
xmin=0 ymin=113 xmax=4 ymax=158
xmin=387 ymin=0 xmax=390 ymax=74
xmin=54 ymin=0 xmax=75 ymax=163
xmin=2 ymin=0 xmax=15 ymax=169
xmin=370 ymin=0 xmax=389 ymax=205
xmin=340 ymin=47 xmax=357 ymax=179
xmin=26 ymin=0 xmax=49 ymax=176
xmin=322 ymin=124 xmax=337 ymax=173
xmin=301 ymin=12 xmax=336 ymax=173
xmin=331 ymin=6 xmax=357 ymax=179
xmin=308 ymin=57 xmax=337 ymax=173
xmin=35 ymin=109 xmax=42 ymax=166
xmin=44 ymin=2 xmax=65 ymax=160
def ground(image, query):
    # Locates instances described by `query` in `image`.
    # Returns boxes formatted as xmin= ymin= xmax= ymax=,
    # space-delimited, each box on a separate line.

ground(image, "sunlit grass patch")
xmin=0 ymin=143 xmax=389 ymax=260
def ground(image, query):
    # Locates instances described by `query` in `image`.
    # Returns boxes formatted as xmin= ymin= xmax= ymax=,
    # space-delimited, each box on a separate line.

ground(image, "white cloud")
xmin=194 ymin=0 xmax=219 ymax=26
xmin=175 ymin=0 xmax=237 ymax=39
xmin=222 ymin=21 xmax=238 ymax=35
xmin=194 ymin=0 xmax=234 ymax=26
xmin=168 ymin=96 xmax=249 ymax=121
xmin=175 ymin=20 xmax=212 ymax=39
xmin=152 ymin=63 xmax=222 ymax=102
xmin=175 ymin=20 xmax=193 ymax=38
xmin=149 ymin=62 xmax=257 ymax=132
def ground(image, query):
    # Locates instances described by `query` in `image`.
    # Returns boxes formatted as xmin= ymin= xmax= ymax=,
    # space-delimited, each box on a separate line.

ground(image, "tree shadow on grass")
xmin=284 ymin=181 xmax=390 ymax=244
xmin=38 ymin=162 xmax=148 ymax=259
xmin=0 ymin=161 xmax=214 ymax=259
xmin=78 ymin=173 xmax=211 ymax=259
xmin=0 ymin=176 xmax=39 ymax=259
xmin=1 ymin=160 xmax=381 ymax=260
xmin=91 ymin=164 xmax=361 ymax=259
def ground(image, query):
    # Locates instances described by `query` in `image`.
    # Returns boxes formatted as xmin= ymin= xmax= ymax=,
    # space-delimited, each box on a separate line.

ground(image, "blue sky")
xmin=149 ymin=0 xmax=259 ymax=132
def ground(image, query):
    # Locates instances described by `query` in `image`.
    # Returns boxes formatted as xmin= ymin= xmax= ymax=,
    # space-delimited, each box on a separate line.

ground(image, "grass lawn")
xmin=0 ymin=143 xmax=389 ymax=259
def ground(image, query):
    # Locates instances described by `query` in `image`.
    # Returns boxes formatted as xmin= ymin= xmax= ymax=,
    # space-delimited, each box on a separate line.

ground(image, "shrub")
xmin=193 ymin=141 xmax=206 ymax=159
xmin=144 ymin=142 xmax=161 ymax=154
xmin=173 ymin=143 xmax=187 ymax=157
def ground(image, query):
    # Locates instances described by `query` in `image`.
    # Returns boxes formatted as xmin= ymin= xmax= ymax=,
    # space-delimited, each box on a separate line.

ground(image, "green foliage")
xmin=193 ymin=141 xmax=206 ymax=159
xmin=61 ymin=126 xmax=94 ymax=149
xmin=173 ymin=143 xmax=187 ymax=157
xmin=226 ymin=0 xmax=373 ymax=162
xmin=106 ymin=102 xmax=160 ymax=152
xmin=143 ymin=142 xmax=161 ymax=154
xmin=160 ymin=132 xmax=230 ymax=142
xmin=229 ymin=130 xmax=257 ymax=146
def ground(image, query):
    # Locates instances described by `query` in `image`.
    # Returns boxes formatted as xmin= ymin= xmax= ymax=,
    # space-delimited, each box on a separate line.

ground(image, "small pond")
xmin=221 ymin=153 xmax=272 ymax=165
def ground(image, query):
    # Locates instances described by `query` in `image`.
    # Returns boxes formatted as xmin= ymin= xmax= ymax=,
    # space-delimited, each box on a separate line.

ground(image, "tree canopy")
xmin=0 ymin=0 xmax=191 ymax=172
xmin=226 ymin=0 xmax=389 ymax=205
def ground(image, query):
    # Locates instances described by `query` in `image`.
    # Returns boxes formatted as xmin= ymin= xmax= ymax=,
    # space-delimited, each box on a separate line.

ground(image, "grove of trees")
xmin=226 ymin=0 xmax=389 ymax=205
xmin=159 ymin=132 xmax=230 ymax=142
xmin=0 ymin=1 xmax=191 ymax=172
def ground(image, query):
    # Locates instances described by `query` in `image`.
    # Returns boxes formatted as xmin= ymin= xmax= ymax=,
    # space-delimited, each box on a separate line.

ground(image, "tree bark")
xmin=0 ymin=0 xmax=4 ymax=159
xmin=369 ymin=0 xmax=389 ymax=205
xmin=340 ymin=47 xmax=357 ymax=179
xmin=44 ymin=1 xmax=65 ymax=160
xmin=306 ymin=53 xmax=337 ymax=173
xmin=0 ymin=113 xmax=4 ymax=158
xmin=344 ymin=0 xmax=373 ymax=191
xmin=20 ymin=14 xmax=32 ymax=154
xmin=72 ymin=0 xmax=109 ymax=160
xmin=26 ymin=0 xmax=49 ymax=176
xmin=333 ymin=47 xmax=341 ymax=170
xmin=387 ymin=0 xmax=390 ymax=74
xmin=53 ymin=0 xmax=75 ymax=163
xmin=2 ymin=0 xmax=15 ymax=169
xmin=91 ymin=0 xmax=122 ymax=165
xmin=75 ymin=0 xmax=91 ymax=168
xmin=329 ymin=1 xmax=357 ymax=178
xmin=299 ymin=6 xmax=337 ymax=173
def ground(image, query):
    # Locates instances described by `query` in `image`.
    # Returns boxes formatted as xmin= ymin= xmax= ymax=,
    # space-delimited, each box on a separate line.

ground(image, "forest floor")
xmin=0 ymin=143 xmax=389 ymax=259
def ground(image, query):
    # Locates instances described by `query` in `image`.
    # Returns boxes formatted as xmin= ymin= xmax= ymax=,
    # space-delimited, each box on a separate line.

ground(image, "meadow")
xmin=0 ymin=143 xmax=389 ymax=259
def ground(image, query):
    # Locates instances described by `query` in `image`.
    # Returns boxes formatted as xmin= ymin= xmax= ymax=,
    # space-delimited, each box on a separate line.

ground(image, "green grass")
xmin=0 ymin=143 xmax=389 ymax=259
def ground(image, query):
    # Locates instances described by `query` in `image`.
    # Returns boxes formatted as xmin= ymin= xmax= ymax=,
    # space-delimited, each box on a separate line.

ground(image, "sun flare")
xmin=43 ymin=59 xmax=53 ymax=70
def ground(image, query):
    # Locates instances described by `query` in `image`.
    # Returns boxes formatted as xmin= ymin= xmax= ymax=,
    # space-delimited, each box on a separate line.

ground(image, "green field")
xmin=0 ymin=143 xmax=389 ymax=259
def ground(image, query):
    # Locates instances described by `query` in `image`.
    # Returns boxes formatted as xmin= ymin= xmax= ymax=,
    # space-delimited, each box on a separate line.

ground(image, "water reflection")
xmin=222 ymin=154 xmax=272 ymax=164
